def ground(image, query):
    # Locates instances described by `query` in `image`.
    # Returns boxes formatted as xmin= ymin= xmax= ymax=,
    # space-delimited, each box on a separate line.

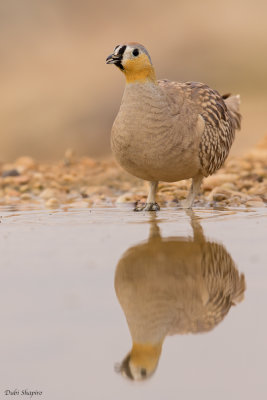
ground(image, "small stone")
xmin=160 ymin=185 xmax=175 ymax=192
xmin=0 ymin=134 xmax=266 ymax=209
xmin=250 ymin=196 xmax=264 ymax=202
xmin=62 ymin=174 xmax=75 ymax=183
xmin=246 ymin=149 xmax=267 ymax=162
xmin=116 ymin=193 xmax=135 ymax=203
xmin=172 ymin=180 xmax=190 ymax=190
xmin=33 ymin=172 xmax=43 ymax=180
xmin=254 ymin=168 xmax=267 ymax=178
xmin=4 ymin=188 xmax=20 ymax=197
xmin=15 ymin=156 xmax=36 ymax=171
xmin=80 ymin=186 xmax=89 ymax=198
xmin=212 ymin=192 xmax=228 ymax=202
xmin=50 ymin=181 xmax=62 ymax=190
xmin=203 ymin=174 xmax=239 ymax=190
xmin=20 ymin=193 xmax=32 ymax=201
xmin=45 ymin=197 xmax=60 ymax=209
xmin=239 ymin=180 xmax=253 ymax=190
xmin=32 ymin=188 xmax=41 ymax=196
xmin=220 ymin=182 xmax=237 ymax=191
xmin=2 ymin=169 xmax=20 ymax=177
xmin=40 ymin=188 xmax=58 ymax=199
xmin=15 ymin=175 xmax=30 ymax=184
xmin=249 ymin=184 xmax=267 ymax=196
xmin=33 ymin=181 xmax=43 ymax=190
xmin=174 ymin=189 xmax=188 ymax=199
xmin=19 ymin=184 xmax=29 ymax=193
xmin=246 ymin=200 xmax=265 ymax=207
xmin=81 ymin=157 xmax=97 ymax=168
xmin=68 ymin=201 xmax=89 ymax=208
xmin=166 ymin=200 xmax=179 ymax=207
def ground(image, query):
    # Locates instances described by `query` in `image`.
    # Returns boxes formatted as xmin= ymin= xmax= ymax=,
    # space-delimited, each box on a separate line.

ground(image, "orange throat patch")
xmin=123 ymin=54 xmax=157 ymax=84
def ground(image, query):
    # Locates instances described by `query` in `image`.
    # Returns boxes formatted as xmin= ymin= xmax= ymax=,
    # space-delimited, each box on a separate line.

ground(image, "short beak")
xmin=106 ymin=53 xmax=121 ymax=64
xmin=106 ymin=54 xmax=114 ymax=64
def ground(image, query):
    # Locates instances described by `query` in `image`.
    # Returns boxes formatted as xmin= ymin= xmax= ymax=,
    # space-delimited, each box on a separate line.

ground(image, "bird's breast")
xmin=111 ymin=83 xmax=201 ymax=182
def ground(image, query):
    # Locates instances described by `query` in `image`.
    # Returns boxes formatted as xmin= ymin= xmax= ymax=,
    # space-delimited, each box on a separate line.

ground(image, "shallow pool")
xmin=0 ymin=206 xmax=266 ymax=399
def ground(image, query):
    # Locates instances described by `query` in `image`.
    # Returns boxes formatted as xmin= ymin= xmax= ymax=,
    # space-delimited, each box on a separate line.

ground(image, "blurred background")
xmin=0 ymin=0 xmax=266 ymax=162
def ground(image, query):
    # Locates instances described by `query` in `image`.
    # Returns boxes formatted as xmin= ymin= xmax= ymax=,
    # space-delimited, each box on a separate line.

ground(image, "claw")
xmin=134 ymin=202 xmax=160 ymax=212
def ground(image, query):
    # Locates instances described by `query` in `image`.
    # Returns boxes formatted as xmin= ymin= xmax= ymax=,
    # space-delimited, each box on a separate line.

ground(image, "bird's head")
xmin=106 ymin=43 xmax=156 ymax=84
xmin=115 ymin=342 xmax=162 ymax=381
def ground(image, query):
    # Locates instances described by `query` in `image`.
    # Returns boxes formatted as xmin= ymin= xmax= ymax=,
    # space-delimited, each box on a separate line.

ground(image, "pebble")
xmin=246 ymin=200 xmax=265 ymax=208
xmin=2 ymin=169 xmax=20 ymax=177
xmin=45 ymin=197 xmax=60 ymax=209
xmin=4 ymin=188 xmax=20 ymax=197
xmin=20 ymin=193 xmax=32 ymax=201
xmin=220 ymin=182 xmax=237 ymax=191
xmin=15 ymin=156 xmax=36 ymax=172
xmin=0 ymin=137 xmax=266 ymax=208
xmin=210 ymin=191 xmax=229 ymax=202
xmin=80 ymin=157 xmax=97 ymax=168
xmin=62 ymin=174 xmax=75 ymax=183
xmin=172 ymin=189 xmax=188 ymax=199
xmin=15 ymin=175 xmax=31 ymax=184
xmin=68 ymin=201 xmax=90 ymax=208
xmin=116 ymin=193 xmax=137 ymax=203
xmin=40 ymin=188 xmax=59 ymax=199
xmin=19 ymin=185 xmax=30 ymax=193
xmin=203 ymin=174 xmax=239 ymax=190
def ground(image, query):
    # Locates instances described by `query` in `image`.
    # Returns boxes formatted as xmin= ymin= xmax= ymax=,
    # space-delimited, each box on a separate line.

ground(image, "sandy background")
xmin=0 ymin=0 xmax=267 ymax=161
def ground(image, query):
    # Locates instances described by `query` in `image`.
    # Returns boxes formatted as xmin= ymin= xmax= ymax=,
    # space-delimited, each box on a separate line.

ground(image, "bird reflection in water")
xmin=114 ymin=212 xmax=246 ymax=381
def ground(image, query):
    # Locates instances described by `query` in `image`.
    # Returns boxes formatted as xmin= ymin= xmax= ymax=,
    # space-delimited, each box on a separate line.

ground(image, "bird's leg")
xmin=185 ymin=209 xmax=206 ymax=243
xmin=181 ymin=174 xmax=203 ymax=209
xmin=134 ymin=181 xmax=160 ymax=211
xmin=148 ymin=215 xmax=161 ymax=240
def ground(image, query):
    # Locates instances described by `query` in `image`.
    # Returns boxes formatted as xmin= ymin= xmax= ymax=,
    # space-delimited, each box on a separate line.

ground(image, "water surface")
xmin=0 ymin=207 xmax=266 ymax=399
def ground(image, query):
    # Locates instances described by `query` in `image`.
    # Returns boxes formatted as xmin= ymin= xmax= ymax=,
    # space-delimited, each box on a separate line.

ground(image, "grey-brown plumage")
xmin=115 ymin=213 xmax=245 ymax=380
xmin=106 ymin=43 xmax=241 ymax=209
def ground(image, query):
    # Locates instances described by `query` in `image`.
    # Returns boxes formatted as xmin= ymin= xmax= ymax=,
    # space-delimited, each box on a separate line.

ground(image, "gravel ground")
xmin=0 ymin=136 xmax=267 ymax=209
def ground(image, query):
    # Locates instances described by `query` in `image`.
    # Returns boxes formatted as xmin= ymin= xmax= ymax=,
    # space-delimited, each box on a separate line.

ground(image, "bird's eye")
xmin=140 ymin=368 xmax=147 ymax=377
xmin=132 ymin=48 xmax=139 ymax=57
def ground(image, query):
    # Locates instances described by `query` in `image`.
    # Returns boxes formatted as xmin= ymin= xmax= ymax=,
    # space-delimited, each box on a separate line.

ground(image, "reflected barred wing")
xmin=201 ymin=242 xmax=246 ymax=329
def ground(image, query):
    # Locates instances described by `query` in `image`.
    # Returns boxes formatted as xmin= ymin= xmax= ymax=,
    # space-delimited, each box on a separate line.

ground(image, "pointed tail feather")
xmin=223 ymin=94 xmax=242 ymax=130
xmin=232 ymin=273 xmax=246 ymax=305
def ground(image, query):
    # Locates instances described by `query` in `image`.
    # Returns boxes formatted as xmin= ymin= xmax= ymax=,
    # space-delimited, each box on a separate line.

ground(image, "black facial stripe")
xmin=118 ymin=45 xmax=126 ymax=55
xmin=121 ymin=354 xmax=134 ymax=380
xmin=112 ymin=45 xmax=126 ymax=70
xmin=115 ymin=60 xmax=124 ymax=70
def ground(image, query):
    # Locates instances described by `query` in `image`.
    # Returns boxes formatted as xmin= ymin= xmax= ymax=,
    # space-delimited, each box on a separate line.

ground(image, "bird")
xmin=106 ymin=43 xmax=241 ymax=210
xmin=114 ymin=212 xmax=246 ymax=380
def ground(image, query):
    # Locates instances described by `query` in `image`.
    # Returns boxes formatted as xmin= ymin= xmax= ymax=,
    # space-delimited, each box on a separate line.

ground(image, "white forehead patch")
xmin=113 ymin=45 xmax=120 ymax=55
xmin=113 ymin=44 xmax=152 ymax=64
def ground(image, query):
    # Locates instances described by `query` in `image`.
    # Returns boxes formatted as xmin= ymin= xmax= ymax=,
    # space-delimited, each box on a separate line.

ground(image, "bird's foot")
xmin=134 ymin=202 xmax=160 ymax=212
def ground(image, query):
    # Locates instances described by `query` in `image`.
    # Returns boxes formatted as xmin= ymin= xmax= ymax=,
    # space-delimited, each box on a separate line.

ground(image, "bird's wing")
xmin=200 ymin=241 xmax=246 ymax=329
xmin=158 ymin=80 xmax=237 ymax=176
